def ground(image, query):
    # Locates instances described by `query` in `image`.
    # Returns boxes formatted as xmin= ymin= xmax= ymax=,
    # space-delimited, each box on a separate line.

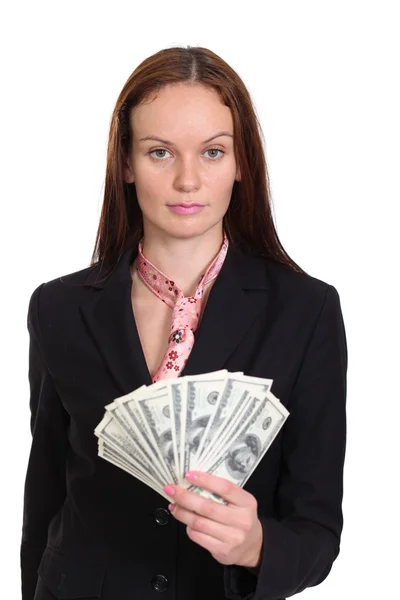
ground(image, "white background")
xmin=1 ymin=1 xmax=399 ymax=597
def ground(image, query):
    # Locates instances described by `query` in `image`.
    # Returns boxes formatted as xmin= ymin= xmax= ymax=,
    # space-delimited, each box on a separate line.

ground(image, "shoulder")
xmin=26 ymin=262 xmax=103 ymax=333
xmin=260 ymin=257 xmax=344 ymax=335
xmin=247 ymin=252 xmax=340 ymax=304
xmin=231 ymin=248 xmax=344 ymax=339
xmin=30 ymin=261 xmax=99 ymax=296
xmin=246 ymin=254 xmax=345 ymax=343
xmin=266 ymin=256 xmax=335 ymax=293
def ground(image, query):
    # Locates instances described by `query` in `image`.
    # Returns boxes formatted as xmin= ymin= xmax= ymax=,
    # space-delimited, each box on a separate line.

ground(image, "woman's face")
xmin=124 ymin=83 xmax=241 ymax=241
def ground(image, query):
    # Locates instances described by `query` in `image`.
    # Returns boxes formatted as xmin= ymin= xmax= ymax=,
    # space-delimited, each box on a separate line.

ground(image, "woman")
xmin=21 ymin=46 xmax=348 ymax=600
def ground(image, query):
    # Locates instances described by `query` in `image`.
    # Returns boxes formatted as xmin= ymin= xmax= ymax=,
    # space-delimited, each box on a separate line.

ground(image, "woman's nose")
xmin=174 ymin=157 xmax=201 ymax=190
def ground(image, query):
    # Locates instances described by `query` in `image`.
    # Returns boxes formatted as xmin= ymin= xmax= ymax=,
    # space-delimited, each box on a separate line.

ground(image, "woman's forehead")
xmin=131 ymin=85 xmax=234 ymax=142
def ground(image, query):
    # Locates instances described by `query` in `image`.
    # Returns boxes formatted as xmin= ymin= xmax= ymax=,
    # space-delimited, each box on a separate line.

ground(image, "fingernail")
xmin=164 ymin=485 xmax=175 ymax=496
xmin=168 ymin=503 xmax=175 ymax=513
xmin=185 ymin=471 xmax=198 ymax=481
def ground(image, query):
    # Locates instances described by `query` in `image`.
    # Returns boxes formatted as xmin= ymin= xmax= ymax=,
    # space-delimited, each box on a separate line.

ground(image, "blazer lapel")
xmin=181 ymin=245 xmax=269 ymax=378
xmin=79 ymin=242 xmax=270 ymax=396
xmin=79 ymin=246 xmax=153 ymax=395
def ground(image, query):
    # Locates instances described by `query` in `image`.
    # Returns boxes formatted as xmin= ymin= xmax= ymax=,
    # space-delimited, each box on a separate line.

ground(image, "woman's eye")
xmin=205 ymin=148 xmax=224 ymax=159
xmin=148 ymin=147 xmax=225 ymax=161
xmin=150 ymin=149 xmax=171 ymax=160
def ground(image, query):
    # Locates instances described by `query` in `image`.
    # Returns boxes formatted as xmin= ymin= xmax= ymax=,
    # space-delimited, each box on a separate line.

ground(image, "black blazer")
xmin=21 ymin=242 xmax=348 ymax=600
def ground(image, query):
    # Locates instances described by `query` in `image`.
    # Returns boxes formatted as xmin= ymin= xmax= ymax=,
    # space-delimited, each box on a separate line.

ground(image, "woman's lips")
xmin=167 ymin=205 xmax=205 ymax=215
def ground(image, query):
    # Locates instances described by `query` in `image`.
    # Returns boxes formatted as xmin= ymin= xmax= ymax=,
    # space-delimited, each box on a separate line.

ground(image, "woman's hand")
xmin=163 ymin=471 xmax=263 ymax=568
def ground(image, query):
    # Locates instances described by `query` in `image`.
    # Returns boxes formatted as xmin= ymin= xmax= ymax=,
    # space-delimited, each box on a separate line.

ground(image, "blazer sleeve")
xmin=224 ymin=284 xmax=348 ymax=600
xmin=20 ymin=283 xmax=70 ymax=600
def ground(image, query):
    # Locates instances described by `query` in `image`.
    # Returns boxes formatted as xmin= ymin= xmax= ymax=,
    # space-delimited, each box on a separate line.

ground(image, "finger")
xmin=187 ymin=527 xmax=226 ymax=557
xmin=186 ymin=526 xmax=226 ymax=558
xmin=184 ymin=471 xmax=256 ymax=508
xmin=164 ymin=484 xmax=233 ymax=526
xmin=169 ymin=503 xmax=235 ymax=543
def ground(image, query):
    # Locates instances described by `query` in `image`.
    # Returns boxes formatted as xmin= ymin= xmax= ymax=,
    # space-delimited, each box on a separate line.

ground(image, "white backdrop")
xmin=1 ymin=1 xmax=398 ymax=597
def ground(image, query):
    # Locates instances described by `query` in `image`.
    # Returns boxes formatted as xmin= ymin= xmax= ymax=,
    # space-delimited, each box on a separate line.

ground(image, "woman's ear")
xmin=235 ymin=166 xmax=241 ymax=182
xmin=124 ymin=171 xmax=134 ymax=184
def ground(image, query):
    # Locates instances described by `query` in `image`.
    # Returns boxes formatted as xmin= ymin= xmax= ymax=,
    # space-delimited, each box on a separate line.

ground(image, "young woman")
xmin=21 ymin=46 xmax=348 ymax=600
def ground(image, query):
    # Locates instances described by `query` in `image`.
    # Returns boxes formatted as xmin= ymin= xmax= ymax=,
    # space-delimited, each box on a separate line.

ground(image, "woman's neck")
xmin=134 ymin=230 xmax=224 ymax=297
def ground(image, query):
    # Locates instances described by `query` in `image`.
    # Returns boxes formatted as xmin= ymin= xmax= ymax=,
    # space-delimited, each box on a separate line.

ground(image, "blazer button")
xmin=154 ymin=507 xmax=170 ymax=525
xmin=151 ymin=574 xmax=168 ymax=592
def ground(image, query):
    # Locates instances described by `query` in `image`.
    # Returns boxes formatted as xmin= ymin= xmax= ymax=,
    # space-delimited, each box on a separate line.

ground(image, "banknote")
xmin=115 ymin=385 xmax=172 ymax=482
xmin=105 ymin=396 xmax=168 ymax=485
xmin=135 ymin=387 xmax=179 ymax=485
xmin=180 ymin=370 xmax=238 ymax=481
xmin=98 ymin=438 xmax=169 ymax=498
xmin=194 ymin=374 xmax=273 ymax=470
xmin=95 ymin=371 xmax=289 ymax=503
xmin=94 ymin=412 xmax=166 ymax=487
xmin=187 ymin=390 xmax=288 ymax=494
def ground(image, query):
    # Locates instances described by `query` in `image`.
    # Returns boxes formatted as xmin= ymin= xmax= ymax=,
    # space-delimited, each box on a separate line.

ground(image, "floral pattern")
xmin=171 ymin=329 xmax=184 ymax=343
xmin=135 ymin=231 xmax=229 ymax=382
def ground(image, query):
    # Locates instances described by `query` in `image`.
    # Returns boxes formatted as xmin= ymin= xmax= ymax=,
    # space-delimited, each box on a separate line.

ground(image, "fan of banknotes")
xmin=94 ymin=369 xmax=290 ymax=503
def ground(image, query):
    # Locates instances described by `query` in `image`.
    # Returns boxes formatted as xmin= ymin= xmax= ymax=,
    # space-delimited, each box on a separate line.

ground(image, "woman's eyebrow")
xmin=138 ymin=132 xmax=234 ymax=145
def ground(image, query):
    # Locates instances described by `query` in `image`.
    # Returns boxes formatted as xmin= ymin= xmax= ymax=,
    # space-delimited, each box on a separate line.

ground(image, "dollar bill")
xmin=168 ymin=378 xmax=186 ymax=484
xmin=200 ymin=393 xmax=263 ymax=472
xmin=135 ymin=387 xmax=179 ymax=485
xmin=105 ymin=395 xmax=168 ymax=485
xmin=94 ymin=412 xmax=165 ymax=487
xmin=115 ymin=384 xmax=172 ymax=483
xmin=179 ymin=370 xmax=234 ymax=482
xmin=195 ymin=374 xmax=273 ymax=470
xmin=187 ymin=391 xmax=289 ymax=495
xmin=98 ymin=439 xmax=170 ymax=500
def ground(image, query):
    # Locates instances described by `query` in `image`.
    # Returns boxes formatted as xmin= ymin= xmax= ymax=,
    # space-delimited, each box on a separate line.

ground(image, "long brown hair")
xmin=90 ymin=45 xmax=306 ymax=281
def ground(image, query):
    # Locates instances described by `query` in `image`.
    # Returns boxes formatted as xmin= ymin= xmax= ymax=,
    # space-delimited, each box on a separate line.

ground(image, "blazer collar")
xmin=79 ymin=242 xmax=270 ymax=395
